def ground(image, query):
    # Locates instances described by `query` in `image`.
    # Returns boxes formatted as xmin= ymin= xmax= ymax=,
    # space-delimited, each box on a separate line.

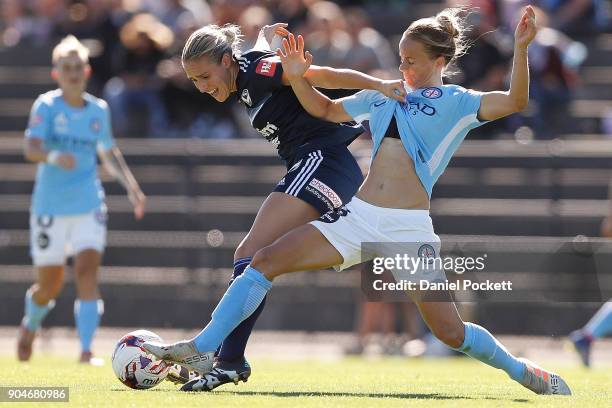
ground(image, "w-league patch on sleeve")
xmin=255 ymin=59 xmax=277 ymax=77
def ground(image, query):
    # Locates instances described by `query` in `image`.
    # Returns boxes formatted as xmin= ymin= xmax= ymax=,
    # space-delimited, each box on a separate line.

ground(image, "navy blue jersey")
xmin=235 ymin=50 xmax=362 ymax=165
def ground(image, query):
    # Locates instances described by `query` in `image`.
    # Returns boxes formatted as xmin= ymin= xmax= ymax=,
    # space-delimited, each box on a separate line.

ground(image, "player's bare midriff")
xmin=356 ymin=137 xmax=430 ymax=210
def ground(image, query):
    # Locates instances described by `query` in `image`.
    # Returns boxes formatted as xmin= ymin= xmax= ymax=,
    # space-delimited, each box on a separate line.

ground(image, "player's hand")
xmin=55 ymin=153 xmax=76 ymax=170
xmin=276 ymin=33 xmax=312 ymax=81
xmin=377 ymin=79 xmax=407 ymax=102
xmin=601 ymin=216 xmax=612 ymax=238
xmin=515 ymin=5 xmax=537 ymax=50
xmin=261 ymin=22 xmax=289 ymax=44
xmin=130 ymin=190 xmax=146 ymax=220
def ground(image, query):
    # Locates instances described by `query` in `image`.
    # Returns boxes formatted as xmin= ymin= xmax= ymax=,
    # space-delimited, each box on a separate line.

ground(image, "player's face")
xmin=398 ymin=36 xmax=444 ymax=89
xmin=183 ymin=54 xmax=234 ymax=102
xmin=52 ymin=53 xmax=89 ymax=94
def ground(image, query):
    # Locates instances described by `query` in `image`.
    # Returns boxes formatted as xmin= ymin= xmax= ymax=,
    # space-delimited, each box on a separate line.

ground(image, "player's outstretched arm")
xmin=478 ymin=5 xmax=537 ymax=121
xmin=99 ymin=146 xmax=146 ymax=220
xmin=277 ymin=33 xmax=352 ymax=123
xmin=278 ymin=33 xmax=405 ymax=102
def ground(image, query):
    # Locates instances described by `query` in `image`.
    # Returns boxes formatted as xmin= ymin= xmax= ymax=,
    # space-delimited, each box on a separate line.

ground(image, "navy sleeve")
xmin=244 ymin=51 xmax=284 ymax=93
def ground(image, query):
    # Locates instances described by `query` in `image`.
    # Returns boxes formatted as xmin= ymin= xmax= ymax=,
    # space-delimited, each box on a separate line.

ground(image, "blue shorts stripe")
xmin=287 ymin=150 xmax=322 ymax=196
xmin=291 ymin=151 xmax=323 ymax=196
xmin=286 ymin=152 xmax=316 ymax=195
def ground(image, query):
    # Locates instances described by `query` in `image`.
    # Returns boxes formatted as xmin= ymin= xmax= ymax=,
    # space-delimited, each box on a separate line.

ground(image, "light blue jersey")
xmin=342 ymin=85 xmax=487 ymax=197
xmin=26 ymin=89 xmax=114 ymax=215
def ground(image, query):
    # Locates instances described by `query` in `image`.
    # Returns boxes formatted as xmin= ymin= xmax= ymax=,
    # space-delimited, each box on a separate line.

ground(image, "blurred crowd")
xmin=0 ymin=0 xmax=609 ymax=139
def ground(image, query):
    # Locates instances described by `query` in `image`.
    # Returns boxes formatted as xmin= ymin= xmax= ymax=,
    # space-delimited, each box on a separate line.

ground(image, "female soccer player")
xmin=146 ymin=6 xmax=571 ymax=395
xmin=570 ymin=300 xmax=612 ymax=366
xmin=174 ymin=23 xmax=405 ymax=383
xmin=17 ymin=35 xmax=146 ymax=364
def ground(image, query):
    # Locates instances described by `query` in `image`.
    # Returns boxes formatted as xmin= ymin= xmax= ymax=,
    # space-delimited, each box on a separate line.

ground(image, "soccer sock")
xmin=22 ymin=288 xmax=55 ymax=332
xmin=454 ymin=322 xmax=525 ymax=382
xmin=193 ymin=266 xmax=272 ymax=353
xmin=584 ymin=301 xmax=612 ymax=339
xmin=74 ymin=299 xmax=104 ymax=353
xmin=219 ymin=258 xmax=268 ymax=362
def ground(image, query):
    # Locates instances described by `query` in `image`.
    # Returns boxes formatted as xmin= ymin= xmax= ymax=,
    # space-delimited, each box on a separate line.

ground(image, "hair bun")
xmin=437 ymin=14 xmax=459 ymax=38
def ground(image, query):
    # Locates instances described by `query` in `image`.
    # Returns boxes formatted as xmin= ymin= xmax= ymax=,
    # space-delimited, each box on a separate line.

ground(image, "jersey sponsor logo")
xmin=256 ymin=59 xmax=277 ymax=77
xmin=421 ymin=87 xmax=442 ymax=99
xmin=241 ymin=89 xmax=252 ymax=106
xmin=308 ymin=178 xmax=342 ymax=208
xmin=90 ymin=118 xmax=101 ymax=133
xmin=373 ymin=101 xmax=386 ymax=107
xmin=258 ymin=122 xmax=279 ymax=141
xmin=318 ymin=206 xmax=350 ymax=223
xmin=403 ymin=101 xmax=436 ymax=116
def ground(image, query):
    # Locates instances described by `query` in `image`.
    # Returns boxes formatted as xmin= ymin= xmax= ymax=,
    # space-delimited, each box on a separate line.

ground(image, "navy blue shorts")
xmin=273 ymin=144 xmax=363 ymax=215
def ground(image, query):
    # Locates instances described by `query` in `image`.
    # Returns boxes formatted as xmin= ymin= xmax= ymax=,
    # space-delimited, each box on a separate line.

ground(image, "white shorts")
xmin=310 ymin=197 xmax=441 ymax=273
xmin=30 ymin=206 xmax=107 ymax=266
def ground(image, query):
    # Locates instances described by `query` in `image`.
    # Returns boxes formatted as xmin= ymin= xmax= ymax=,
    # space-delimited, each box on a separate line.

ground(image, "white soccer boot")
xmin=518 ymin=358 xmax=572 ymax=395
xmin=142 ymin=340 xmax=214 ymax=375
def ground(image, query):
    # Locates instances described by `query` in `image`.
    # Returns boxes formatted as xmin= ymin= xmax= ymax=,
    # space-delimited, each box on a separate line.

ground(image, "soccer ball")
xmin=111 ymin=330 xmax=171 ymax=389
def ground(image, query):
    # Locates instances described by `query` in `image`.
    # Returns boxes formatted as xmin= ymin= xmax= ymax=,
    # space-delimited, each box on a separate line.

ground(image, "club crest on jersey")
xmin=90 ymin=118 xmax=101 ymax=133
xmin=418 ymin=244 xmax=436 ymax=264
xmin=256 ymin=59 xmax=277 ymax=77
xmin=421 ymin=87 xmax=442 ymax=99
xmin=54 ymin=112 xmax=68 ymax=133
xmin=241 ymin=89 xmax=252 ymax=106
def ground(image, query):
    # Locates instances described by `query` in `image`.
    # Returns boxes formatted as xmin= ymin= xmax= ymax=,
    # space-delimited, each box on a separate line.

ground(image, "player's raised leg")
xmin=144 ymin=224 xmax=342 ymax=390
xmin=73 ymin=248 xmax=104 ymax=364
xmin=17 ymin=266 xmax=64 ymax=361
xmin=209 ymin=192 xmax=319 ymax=384
xmin=415 ymin=299 xmax=571 ymax=395
xmin=570 ymin=300 xmax=612 ymax=367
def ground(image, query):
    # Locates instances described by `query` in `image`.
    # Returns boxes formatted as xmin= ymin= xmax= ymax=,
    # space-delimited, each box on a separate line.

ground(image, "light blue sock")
xmin=585 ymin=301 xmax=612 ymax=338
xmin=74 ymin=299 xmax=103 ymax=352
xmin=22 ymin=289 xmax=54 ymax=332
xmin=454 ymin=322 xmax=525 ymax=382
xmin=193 ymin=266 xmax=272 ymax=352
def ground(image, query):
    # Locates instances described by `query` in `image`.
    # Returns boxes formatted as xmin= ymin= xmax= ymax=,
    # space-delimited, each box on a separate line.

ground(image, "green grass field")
xmin=2 ymin=356 xmax=611 ymax=407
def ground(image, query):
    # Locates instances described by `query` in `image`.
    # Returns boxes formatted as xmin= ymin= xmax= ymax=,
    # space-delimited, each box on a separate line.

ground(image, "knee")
xmin=37 ymin=281 xmax=63 ymax=303
xmin=430 ymin=322 xmax=465 ymax=349
xmin=250 ymin=247 xmax=273 ymax=271
xmin=75 ymin=266 xmax=97 ymax=281
xmin=234 ymin=238 xmax=257 ymax=261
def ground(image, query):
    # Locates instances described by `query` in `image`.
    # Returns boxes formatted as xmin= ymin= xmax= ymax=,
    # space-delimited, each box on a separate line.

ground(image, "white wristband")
xmin=46 ymin=150 xmax=61 ymax=165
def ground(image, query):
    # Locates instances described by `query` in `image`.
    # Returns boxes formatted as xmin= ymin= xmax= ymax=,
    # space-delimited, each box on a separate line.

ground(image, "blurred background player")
xmin=17 ymin=35 xmax=146 ymax=364
xmin=570 ymin=300 xmax=612 ymax=367
xmin=569 ymin=179 xmax=612 ymax=366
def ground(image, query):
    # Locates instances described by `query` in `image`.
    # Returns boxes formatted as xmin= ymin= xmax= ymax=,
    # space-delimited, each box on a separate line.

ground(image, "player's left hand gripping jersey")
xmin=342 ymin=84 xmax=488 ymax=197
xmin=235 ymin=50 xmax=362 ymax=165
xmin=25 ymin=90 xmax=114 ymax=216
